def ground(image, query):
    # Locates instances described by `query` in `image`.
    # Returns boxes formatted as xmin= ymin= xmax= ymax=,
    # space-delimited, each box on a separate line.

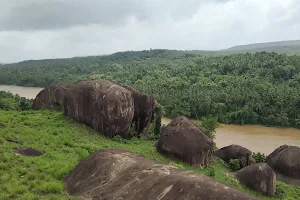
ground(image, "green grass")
xmin=0 ymin=110 xmax=299 ymax=199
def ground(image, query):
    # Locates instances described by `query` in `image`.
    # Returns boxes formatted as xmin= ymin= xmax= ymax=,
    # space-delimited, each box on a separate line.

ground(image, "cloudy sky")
xmin=0 ymin=0 xmax=299 ymax=63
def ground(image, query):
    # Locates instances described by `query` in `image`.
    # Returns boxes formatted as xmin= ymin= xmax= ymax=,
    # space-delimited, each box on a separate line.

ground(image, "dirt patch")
xmin=13 ymin=148 xmax=43 ymax=156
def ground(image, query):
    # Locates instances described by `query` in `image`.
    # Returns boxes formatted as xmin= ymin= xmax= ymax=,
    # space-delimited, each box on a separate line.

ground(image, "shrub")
xmin=0 ymin=91 xmax=32 ymax=111
xmin=154 ymin=104 xmax=165 ymax=136
xmin=229 ymin=159 xmax=241 ymax=171
xmin=112 ymin=135 xmax=124 ymax=142
xmin=252 ymin=152 xmax=266 ymax=163
xmin=193 ymin=115 xmax=219 ymax=140
xmin=208 ymin=168 xmax=216 ymax=177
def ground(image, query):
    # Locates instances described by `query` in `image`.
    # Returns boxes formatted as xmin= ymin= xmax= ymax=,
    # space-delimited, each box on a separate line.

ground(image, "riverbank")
xmin=1 ymin=84 xmax=300 ymax=154
xmin=162 ymin=117 xmax=300 ymax=155
xmin=0 ymin=85 xmax=43 ymax=99
xmin=1 ymin=109 xmax=299 ymax=199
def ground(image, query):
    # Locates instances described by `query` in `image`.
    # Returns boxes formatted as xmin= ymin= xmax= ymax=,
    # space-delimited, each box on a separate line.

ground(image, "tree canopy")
xmin=0 ymin=91 xmax=32 ymax=111
xmin=1 ymin=50 xmax=300 ymax=127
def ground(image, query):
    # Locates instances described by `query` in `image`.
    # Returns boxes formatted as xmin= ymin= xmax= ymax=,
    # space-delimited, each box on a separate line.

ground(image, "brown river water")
xmin=1 ymin=85 xmax=300 ymax=155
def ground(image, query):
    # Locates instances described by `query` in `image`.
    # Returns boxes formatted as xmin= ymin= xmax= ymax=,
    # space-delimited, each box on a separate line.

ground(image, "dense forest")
xmin=1 ymin=50 xmax=300 ymax=127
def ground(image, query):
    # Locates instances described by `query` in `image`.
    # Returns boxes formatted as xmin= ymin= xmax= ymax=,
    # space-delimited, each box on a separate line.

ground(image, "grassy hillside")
xmin=0 ymin=109 xmax=299 ymax=199
xmin=225 ymin=40 xmax=300 ymax=54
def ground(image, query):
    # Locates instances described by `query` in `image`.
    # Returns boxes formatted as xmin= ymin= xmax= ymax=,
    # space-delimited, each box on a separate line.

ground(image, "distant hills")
xmin=223 ymin=40 xmax=300 ymax=55
xmin=2 ymin=40 xmax=300 ymax=65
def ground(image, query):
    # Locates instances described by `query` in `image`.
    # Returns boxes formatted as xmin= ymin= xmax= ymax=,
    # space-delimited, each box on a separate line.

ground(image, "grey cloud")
xmin=0 ymin=0 xmax=232 ymax=31
xmin=0 ymin=0 xmax=299 ymax=63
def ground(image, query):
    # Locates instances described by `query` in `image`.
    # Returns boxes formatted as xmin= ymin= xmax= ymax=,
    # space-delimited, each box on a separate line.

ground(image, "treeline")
xmin=1 ymin=50 xmax=300 ymax=127
xmin=0 ymin=91 xmax=32 ymax=111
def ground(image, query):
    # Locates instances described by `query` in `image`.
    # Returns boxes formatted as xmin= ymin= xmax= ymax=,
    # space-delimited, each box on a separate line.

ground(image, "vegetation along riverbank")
xmin=1 ymin=51 xmax=300 ymax=128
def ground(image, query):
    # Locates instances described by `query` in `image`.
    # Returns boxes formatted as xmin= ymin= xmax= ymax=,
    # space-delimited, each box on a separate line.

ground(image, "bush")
xmin=0 ymin=91 xmax=32 ymax=111
xmin=229 ymin=159 xmax=241 ymax=171
xmin=154 ymin=104 xmax=165 ymax=136
xmin=194 ymin=115 xmax=219 ymax=140
xmin=208 ymin=168 xmax=216 ymax=177
xmin=252 ymin=152 xmax=266 ymax=163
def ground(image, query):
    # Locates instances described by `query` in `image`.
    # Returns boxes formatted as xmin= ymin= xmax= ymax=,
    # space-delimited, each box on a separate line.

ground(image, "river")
xmin=1 ymin=85 xmax=300 ymax=155
xmin=0 ymin=85 xmax=43 ymax=99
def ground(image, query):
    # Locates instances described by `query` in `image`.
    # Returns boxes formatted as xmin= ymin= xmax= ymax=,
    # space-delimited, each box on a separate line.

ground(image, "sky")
xmin=0 ymin=0 xmax=299 ymax=63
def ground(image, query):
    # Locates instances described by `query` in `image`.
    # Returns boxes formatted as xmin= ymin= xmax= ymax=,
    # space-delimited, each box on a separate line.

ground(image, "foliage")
xmin=0 ymin=91 xmax=32 ymax=111
xmin=229 ymin=159 xmax=241 ymax=171
xmin=275 ymin=181 xmax=286 ymax=199
xmin=207 ymin=167 xmax=216 ymax=178
xmin=2 ymin=51 xmax=300 ymax=127
xmin=193 ymin=115 xmax=219 ymax=150
xmin=0 ymin=110 xmax=299 ymax=199
xmin=252 ymin=152 xmax=266 ymax=163
xmin=197 ymin=115 xmax=220 ymax=140
xmin=154 ymin=104 xmax=164 ymax=136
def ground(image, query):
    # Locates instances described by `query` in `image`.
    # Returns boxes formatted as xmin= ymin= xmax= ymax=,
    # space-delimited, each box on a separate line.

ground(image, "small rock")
xmin=13 ymin=148 xmax=43 ymax=156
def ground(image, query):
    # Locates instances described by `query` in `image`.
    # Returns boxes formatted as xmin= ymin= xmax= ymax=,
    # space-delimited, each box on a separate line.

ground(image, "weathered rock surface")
xmin=122 ymin=85 xmax=157 ymax=136
xmin=156 ymin=116 xmax=213 ymax=168
xmin=65 ymin=149 xmax=259 ymax=200
xmin=64 ymin=80 xmax=134 ymax=138
xmin=215 ymin=145 xmax=253 ymax=168
xmin=13 ymin=148 xmax=43 ymax=156
xmin=266 ymin=145 xmax=300 ymax=179
xmin=235 ymin=163 xmax=276 ymax=197
xmin=32 ymin=82 xmax=72 ymax=110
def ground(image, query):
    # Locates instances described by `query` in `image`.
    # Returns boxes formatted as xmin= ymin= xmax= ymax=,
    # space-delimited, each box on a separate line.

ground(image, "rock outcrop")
xmin=64 ymin=80 xmax=134 ymax=138
xmin=266 ymin=145 xmax=300 ymax=179
xmin=65 ymin=149 xmax=259 ymax=200
xmin=215 ymin=145 xmax=253 ymax=168
xmin=156 ymin=116 xmax=213 ymax=168
xmin=122 ymin=85 xmax=157 ymax=136
xmin=33 ymin=80 xmax=157 ymax=139
xmin=235 ymin=163 xmax=276 ymax=197
xmin=32 ymin=82 xmax=72 ymax=110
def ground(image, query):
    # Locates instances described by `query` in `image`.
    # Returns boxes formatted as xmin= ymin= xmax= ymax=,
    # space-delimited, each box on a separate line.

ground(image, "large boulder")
xmin=32 ymin=83 xmax=72 ymax=110
xmin=235 ymin=163 xmax=276 ymax=197
xmin=65 ymin=149 xmax=259 ymax=200
xmin=122 ymin=85 xmax=157 ymax=136
xmin=215 ymin=145 xmax=253 ymax=168
xmin=64 ymin=80 xmax=134 ymax=138
xmin=156 ymin=116 xmax=213 ymax=168
xmin=266 ymin=145 xmax=300 ymax=179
